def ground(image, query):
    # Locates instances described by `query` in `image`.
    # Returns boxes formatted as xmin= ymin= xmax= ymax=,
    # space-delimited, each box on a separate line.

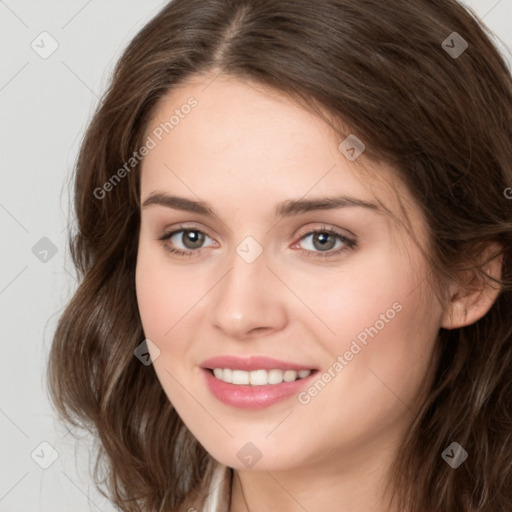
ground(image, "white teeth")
xmin=211 ymin=368 xmax=312 ymax=385
xmin=249 ymin=369 xmax=268 ymax=386
xmin=283 ymin=370 xmax=297 ymax=382
xmin=232 ymin=370 xmax=249 ymax=385
xmin=268 ymin=369 xmax=284 ymax=384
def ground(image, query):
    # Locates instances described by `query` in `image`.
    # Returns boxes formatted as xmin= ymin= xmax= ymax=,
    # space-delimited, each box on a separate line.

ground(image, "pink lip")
xmin=200 ymin=355 xmax=316 ymax=372
xmin=199 ymin=355 xmax=318 ymax=409
xmin=201 ymin=369 xmax=317 ymax=409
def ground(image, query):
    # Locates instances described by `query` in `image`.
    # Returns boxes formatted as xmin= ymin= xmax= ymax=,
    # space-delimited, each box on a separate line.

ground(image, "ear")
xmin=441 ymin=243 xmax=503 ymax=330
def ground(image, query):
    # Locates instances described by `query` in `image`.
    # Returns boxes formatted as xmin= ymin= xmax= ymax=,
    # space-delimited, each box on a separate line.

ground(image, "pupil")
xmin=313 ymin=232 xmax=335 ymax=251
xmin=183 ymin=230 xmax=204 ymax=249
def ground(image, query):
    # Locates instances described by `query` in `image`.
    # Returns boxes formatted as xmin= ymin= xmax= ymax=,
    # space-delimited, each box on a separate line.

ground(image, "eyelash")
xmin=156 ymin=224 xmax=357 ymax=259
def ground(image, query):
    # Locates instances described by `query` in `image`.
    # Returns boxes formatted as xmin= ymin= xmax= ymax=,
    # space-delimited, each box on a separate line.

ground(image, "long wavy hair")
xmin=47 ymin=0 xmax=512 ymax=511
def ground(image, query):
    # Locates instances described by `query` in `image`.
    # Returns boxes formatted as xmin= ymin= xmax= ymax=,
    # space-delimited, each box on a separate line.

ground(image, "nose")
xmin=209 ymin=243 xmax=288 ymax=340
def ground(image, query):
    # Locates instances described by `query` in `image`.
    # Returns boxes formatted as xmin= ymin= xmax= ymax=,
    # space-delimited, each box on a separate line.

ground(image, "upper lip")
xmin=200 ymin=355 xmax=317 ymax=372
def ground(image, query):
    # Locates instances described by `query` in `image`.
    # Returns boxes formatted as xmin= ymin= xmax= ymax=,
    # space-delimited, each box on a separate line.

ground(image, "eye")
xmin=156 ymin=224 xmax=357 ymax=259
xmin=157 ymin=227 xmax=216 ymax=257
xmin=293 ymin=227 xmax=356 ymax=258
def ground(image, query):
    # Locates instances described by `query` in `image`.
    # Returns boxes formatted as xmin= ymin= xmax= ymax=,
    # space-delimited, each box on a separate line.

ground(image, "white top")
xmin=202 ymin=461 xmax=232 ymax=512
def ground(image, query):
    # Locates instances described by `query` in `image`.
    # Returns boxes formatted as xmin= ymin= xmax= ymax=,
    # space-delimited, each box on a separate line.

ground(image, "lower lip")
xmin=201 ymin=368 xmax=317 ymax=409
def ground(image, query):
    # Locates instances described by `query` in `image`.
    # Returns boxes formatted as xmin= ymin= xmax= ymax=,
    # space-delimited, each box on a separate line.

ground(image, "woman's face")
xmin=135 ymin=74 xmax=444 ymax=472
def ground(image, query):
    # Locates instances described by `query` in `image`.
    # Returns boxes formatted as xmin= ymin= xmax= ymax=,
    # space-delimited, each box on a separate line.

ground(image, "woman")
xmin=47 ymin=0 xmax=512 ymax=511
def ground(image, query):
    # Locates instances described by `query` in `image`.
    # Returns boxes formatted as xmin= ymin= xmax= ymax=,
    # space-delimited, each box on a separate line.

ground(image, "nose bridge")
xmin=220 ymin=238 xmax=270 ymax=305
xmin=210 ymin=236 xmax=286 ymax=337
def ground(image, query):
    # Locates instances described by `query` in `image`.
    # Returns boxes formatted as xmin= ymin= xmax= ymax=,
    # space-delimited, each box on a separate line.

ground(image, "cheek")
xmin=135 ymin=257 xmax=168 ymax=338
xmin=135 ymin=248 xmax=202 ymax=404
xmin=135 ymin=243 xmax=207 ymax=341
xmin=322 ymin=280 xmax=439 ymax=416
xmin=280 ymin=252 xmax=411 ymax=345
xmin=301 ymin=251 xmax=440 ymax=395
xmin=365 ymin=292 xmax=440 ymax=400
xmin=292 ymin=290 xmax=439 ymax=450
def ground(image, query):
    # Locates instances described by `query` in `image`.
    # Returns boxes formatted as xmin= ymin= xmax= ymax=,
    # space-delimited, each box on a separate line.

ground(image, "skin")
xmin=135 ymin=73 xmax=500 ymax=512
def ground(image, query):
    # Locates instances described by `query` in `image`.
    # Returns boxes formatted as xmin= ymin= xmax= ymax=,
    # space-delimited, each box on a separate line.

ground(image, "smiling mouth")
xmin=207 ymin=368 xmax=316 ymax=386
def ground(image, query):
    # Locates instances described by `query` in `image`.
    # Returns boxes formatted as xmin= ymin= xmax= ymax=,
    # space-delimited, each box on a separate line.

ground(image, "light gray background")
xmin=1 ymin=1 xmax=511 ymax=510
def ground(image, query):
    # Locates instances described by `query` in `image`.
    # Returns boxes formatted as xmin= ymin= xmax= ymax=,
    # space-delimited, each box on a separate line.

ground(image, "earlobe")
xmin=440 ymin=246 xmax=503 ymax=330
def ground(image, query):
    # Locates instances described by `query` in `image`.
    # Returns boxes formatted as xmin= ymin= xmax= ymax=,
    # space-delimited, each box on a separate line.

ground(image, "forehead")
xmin=143 ymin=76 xmax=344 ymax=175
xmin=139 ymin=74 xmax=420 ymax=234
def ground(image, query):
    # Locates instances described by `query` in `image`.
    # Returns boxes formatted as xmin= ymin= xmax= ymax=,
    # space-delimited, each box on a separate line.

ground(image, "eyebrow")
xmin=141 ymin=193 xmax=381 ymax=217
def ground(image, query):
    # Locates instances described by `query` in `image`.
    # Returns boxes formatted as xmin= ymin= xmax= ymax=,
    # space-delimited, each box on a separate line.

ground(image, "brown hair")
xmin=47 ymin=1 xmax=512 ymax=511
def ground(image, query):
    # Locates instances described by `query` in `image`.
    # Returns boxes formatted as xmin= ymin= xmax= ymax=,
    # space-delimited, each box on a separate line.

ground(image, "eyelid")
xmin=156 ymin=223 xmax=217 ymax=247
xmin=294 ymin=223 xmax=356 ymax=241
xmin=157 ymin=222 xmax=215 ymax=240
xmin=291 ymin=224 xmax=357 ymax=258
xmin=157 ymin=222 xmax=357 ymax=258
xmin=158 ymin=222 xmax=354 ymax=242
